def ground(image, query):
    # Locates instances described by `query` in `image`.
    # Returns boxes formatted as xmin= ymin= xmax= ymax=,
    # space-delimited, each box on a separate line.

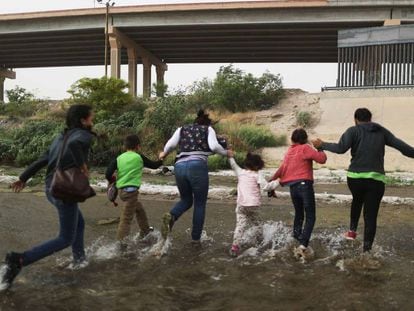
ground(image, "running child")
xmin=105 ymin=135 xmax=163 ymax=244
xmin=229 ymin=152 xmax=267 ymax=257
xmin=269 ymin=128 xmax=327 ymax=257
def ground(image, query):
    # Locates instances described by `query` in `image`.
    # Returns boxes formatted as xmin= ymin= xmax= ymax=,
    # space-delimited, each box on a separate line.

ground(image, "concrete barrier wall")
xmin=314 ymin=89 xmax=414 ymax=172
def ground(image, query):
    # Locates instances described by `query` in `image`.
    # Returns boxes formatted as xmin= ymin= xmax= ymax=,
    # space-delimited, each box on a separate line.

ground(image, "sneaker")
xmin=294 ymin=245 xmax=307 ymax=259
xmin=68 ymin=257 xmax=89 ymax=270
xmin=229 ymin=245 xmax=240 ymax=258
xmin=161 ymin=213 xmax=174 ymax=239
xmin=344 ymin=231 xmax=357 ymax=241
xmin=1 ymin=252 xmax=23 ymax=290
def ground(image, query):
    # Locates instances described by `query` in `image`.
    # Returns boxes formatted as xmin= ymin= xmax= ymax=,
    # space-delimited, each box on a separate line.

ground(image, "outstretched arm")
xmin=141 ymin=154 xmax=163 ymax=169
xmin=384 ymin=128 xmax=414 ymax=158
xmin=229 ymin=158 xmax=243 ymax=177
xmin=162 ymin=127 xmax=181 ymax=156
xmin=270 ymin=164 xmax=283 ymax=181
xmin=319 ymin=127 xmax=355 ymax=154
xmin=19 ymin=151 xmax=49 ymax=183
xmin=303 ymin=144 xmax=327 ymax=164
xmin=208 ymin=127 xmax=228 ymax=156
xmin=12 ymin=151 xmax=49 ymax=192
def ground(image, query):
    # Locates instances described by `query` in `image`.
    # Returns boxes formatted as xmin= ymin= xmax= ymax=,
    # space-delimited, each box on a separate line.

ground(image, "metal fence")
xmin=336 ymin=43 xmax=414 ymax=88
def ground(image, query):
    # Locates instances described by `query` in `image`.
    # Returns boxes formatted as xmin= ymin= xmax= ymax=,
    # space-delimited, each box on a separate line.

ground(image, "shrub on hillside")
xmin=208 ymin=152 xmax=247 ymax=171
xmin=1 ymin=86 xmax=48 ymax=118
xmin=67 ymin=77 xmax=134 ymax=121
xmin=215 ymin=122 xmax=286 ymax=151
xmin=11 ymin=120 xmax=63 ymax=165
xmin=141 ymin=93 xmax=190 ymax=141
xmin=189 ymin=65 xmax=284 ymax=112
xmin=296 ymin=111 xmax=312 ymax=128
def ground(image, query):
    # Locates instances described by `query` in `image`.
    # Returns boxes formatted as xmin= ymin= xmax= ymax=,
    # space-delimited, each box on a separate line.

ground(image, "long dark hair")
xmin=66 ymin=104 xmax=93 ymax=130
xmin=194 ymin=109 xmax=212 ymax=126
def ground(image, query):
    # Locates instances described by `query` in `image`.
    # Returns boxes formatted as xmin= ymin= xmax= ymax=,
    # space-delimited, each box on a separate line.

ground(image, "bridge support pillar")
xmin=108 ymin=27 xmax=167 ymax=97
xmin=156 ymin=65 xmax=166 ymax=97
xmin=143 ymin=58 xmax=152 ymax=98
xmin=109 ymin=37 xmax=122 ymax=79
xmin=127 ymin=48 xmax=138 ymax=97
xmin=0 ymin=69 xmax=16 ymax=102
xmin=0 ymin=77 xmax=5 ymax=103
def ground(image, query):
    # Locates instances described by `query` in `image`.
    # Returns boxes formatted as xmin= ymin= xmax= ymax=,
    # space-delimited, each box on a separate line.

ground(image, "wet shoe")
xmin=344 ymin=230 xmax=357 ymax=241
xmin=68 ymin=257 xmax=89 ymax=270
xmin=161 ymin=213 xmax=174 ymax=239
xmin=294 ymin=245 xmax=307 ymax=259
xmin=1 ymin=252 xmax=23 ymax=290
xmin=229 ymin=245 xmax=240 ymax=258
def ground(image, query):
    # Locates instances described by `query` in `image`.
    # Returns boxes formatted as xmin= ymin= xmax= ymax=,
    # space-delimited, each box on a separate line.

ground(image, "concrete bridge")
xmin=1 ymin=0 xmax=414 ymax=99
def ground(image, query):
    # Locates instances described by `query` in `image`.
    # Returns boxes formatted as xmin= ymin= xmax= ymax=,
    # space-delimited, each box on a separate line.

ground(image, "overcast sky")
xmin=2 ymin=0 xmax=337 ymax=100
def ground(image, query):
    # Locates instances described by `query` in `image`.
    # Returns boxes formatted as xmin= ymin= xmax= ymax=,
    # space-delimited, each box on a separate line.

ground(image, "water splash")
xmin=0 ymin=264 xmax=8 ymax=291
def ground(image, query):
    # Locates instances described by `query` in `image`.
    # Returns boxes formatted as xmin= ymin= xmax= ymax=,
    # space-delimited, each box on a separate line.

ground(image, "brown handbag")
xmin=50 ymin=131 xmax=96 ymax=203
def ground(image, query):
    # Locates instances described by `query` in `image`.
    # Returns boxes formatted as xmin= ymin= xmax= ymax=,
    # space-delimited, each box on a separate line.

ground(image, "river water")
xmin=0 ymin=188 xmax=413 ymax=310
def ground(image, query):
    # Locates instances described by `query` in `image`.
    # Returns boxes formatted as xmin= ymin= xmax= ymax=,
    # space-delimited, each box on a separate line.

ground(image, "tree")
xmin=189 ymin=65 xmax=284 ymax=112
xmin=67 ymin=76 xmax=134 ymax=120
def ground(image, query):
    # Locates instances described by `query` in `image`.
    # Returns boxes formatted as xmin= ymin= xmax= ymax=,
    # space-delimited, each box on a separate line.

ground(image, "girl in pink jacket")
xmin=270 ymin=128 xmax=327 ymax=257
xmin=229 ymin=153 xmax=267 ymax=257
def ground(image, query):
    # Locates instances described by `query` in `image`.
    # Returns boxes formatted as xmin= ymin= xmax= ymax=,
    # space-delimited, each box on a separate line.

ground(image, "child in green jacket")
xmin=106 ymin=135 xmax=163 ymax=242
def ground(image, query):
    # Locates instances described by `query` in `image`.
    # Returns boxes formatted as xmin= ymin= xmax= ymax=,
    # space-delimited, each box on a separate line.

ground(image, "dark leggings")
xmin=289 ymin=181 xmax=316 ymax=248
xmin=347 ymin=178 xmax=385 ymax=252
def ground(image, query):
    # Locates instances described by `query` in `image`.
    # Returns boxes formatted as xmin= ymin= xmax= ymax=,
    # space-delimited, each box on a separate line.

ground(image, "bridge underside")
xmin=0 ymin=22 xmax=387 ymax=68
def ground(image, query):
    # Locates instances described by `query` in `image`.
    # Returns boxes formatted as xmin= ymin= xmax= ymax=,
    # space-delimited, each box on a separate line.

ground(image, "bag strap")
xmin=56 ymin=130 xmax=73 ymax=168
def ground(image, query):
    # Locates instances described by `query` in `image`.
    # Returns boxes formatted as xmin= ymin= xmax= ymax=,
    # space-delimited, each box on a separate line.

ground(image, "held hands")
xmin=227 ymin=149 xmax=234 ymax=158
xmin=10 ymin=180 xmax=26 ymax=193
xmin=159 ymin=151 xmax=167 ymax=161
xmin=311 ymin=138 xmax=324 ymax=149
xmin=81 ymin=164 xmax=90 ymax=178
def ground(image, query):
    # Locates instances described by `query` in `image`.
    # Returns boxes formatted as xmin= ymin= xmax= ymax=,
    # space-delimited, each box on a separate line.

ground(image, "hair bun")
xmin=197 ymin=109 xmax=205 ymax=117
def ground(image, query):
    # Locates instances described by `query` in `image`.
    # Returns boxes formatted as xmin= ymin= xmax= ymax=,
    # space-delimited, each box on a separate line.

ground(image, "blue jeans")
xmin=289 ymin=181 xmax=316 ymax=247
xmin=170 ymin=160 xmax=209 ymax=241
xmin=22 ymin=182 xmax=86 ymax=266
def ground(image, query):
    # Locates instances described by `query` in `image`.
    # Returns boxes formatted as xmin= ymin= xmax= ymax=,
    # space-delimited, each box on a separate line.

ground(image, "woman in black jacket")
xmin=1 ymin=105 xmax=95 ymax=289
xmin=313 ymin=108 xmax=414 ymax=252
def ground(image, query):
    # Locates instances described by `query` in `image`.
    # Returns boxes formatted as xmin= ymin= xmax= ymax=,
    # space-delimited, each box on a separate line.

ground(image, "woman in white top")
xmin=159 ymin=110 xmax=231 ymax=243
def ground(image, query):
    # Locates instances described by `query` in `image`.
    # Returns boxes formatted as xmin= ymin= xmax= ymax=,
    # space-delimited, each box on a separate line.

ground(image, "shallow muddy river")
xmin=0 ymin=187 xmax=413 ymax=310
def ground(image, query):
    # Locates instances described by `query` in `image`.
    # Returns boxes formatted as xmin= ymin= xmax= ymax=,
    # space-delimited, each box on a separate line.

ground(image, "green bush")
xmin=12 ymin=120 xmax=63 ymax=165
xmin=215 ymin=122 xmax=286 ymax=151
xmin=189 ymin=65 xmax=284 ymax=112
xmin=208 ymin=152 xmax=247 ymax=171
xmin=67 ymin=77 xmax=134 ymax=121
xmin=141 ymin=93 xmax=190 ymax=141
xmin=0 ymin=138 xmax=15 ymax=163
xmin=1 ymin=86 xmax=48 ymax=118
xmin=237 ymin=125 xmax=285 ymax=149
xmin=91 ymin=109 xmax=148 ymax=166
xmin=296 ymin=111 xmax=312 ymax=128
